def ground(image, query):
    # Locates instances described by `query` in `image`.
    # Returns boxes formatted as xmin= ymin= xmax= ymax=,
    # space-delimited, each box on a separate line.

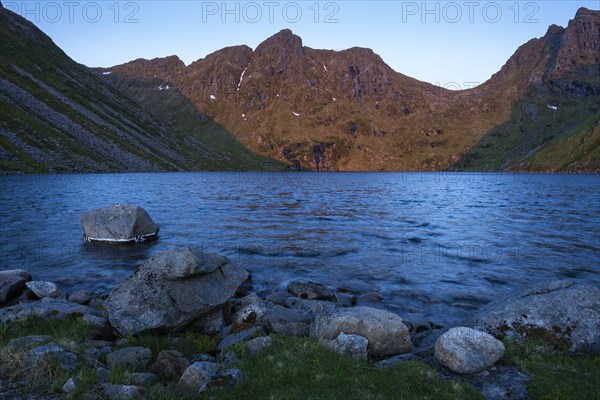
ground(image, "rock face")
xmin=470 ymin=280 xmax=600 ymax=353
xmin=310 ymin=306 xmax=412 ymax=357
xmin=80 ymin=204 xmax=159 ymax=243
xmin=434 ymin=327 xmax=505 ymax=374
xmin=0 ymin=269 xmax=31 ymax=303
xmin=105 ymin=247 xmax=248 ymax=335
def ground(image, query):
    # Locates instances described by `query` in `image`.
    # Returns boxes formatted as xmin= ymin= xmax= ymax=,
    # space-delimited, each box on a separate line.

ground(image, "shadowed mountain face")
xmin=1 ymin=2 xmax=598 ymax=173
xmin=0 ymin=3 xmax=279 ymax=173
xmin=105 ymin=10 xmax=599 ymax=172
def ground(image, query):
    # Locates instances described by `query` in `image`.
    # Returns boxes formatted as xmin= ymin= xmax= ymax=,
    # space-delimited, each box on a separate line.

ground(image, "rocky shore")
xmin=1 ymin=247 xmax=599 ymax=399
xmin=1 ymin=205 xmax=598 ymax=399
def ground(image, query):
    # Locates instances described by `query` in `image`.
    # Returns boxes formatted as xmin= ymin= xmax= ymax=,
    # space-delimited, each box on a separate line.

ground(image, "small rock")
xmin=129 ymin=372 xmax=157 ymax=386
xmin=190 ymin=309 xmax=225 ymax=335
xmin=209 ymin=369 xmax=244 ymax=388
xmin=0 ymin=269 xmax=31 ymax=303
xmin=245 ymin=336 xmax=273 ymax=356
xmin=25 ymin=281 xmax=61 ymax=299
xmin=151 ymin=350 xmax=190 ymax=379
xmin=265 ymin=291 xmax=292 ymax=306
xmin=8 ymin=335 xmax=52 ymax=349
xmin=217 ymin=326 xmax=264 ymax=352
xmin=263 ymin=305 xmax=313 ymax=337
xmin=176 ymin=362 xmax=219 ymax=394
xmin=219 ymin=351 xmax=240 ymax=364
xmin=69 ymin=290 xmax=92 ymax=305
xmin=96 ymin=367 xmax=110 ymax=383
xmin=24 ymin=343 xmax=78 ymax=371
xmin=89 ymin=298 xmax=105 ymax=309
xmin=330 ymin=332 xmax=368 ymax=359
xmin=285 ymin=297 xmax=337 ymax=315
xmin=82 ymin=314 xmax=108 ymax=329
xmin=106 ymin=347 xmax=152 ymax=370
xmin=288 ymin=280 xmax=333 ymax=300
xmin=85 ymin=347 xmax=101 ymax=360
xmin=190 ymin=353 xmax=216 ymax=363
xmin=435 ymin=327 xmax=505 ymax=374
xmin=103 ymin=384 xmax=146 ymax=400
xmin=61 ymin=377 xmax=77 ymax=393
xmin=231 ymin=293 xmax=267 ymax=325
xmin=357 ymin=291 xmax=384 ymax=304
xmin=334 ymin=292 xmax=356 ymax=307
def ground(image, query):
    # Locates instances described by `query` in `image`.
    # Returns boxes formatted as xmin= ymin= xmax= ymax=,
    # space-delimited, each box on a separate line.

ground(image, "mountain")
xmin=456 ymin=8 xmax=600 ymax=172
xmin=1 ymin=2 xmax=598 ymax=173
xmin=102 ymin=9 xmax=599 ymax=172
xmin=0 ymin=3 xmax=278 ymax=173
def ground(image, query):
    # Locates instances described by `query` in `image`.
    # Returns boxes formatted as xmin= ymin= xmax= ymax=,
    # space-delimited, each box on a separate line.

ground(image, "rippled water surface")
xmin=1 ymin=172 xmax=598 ymax=325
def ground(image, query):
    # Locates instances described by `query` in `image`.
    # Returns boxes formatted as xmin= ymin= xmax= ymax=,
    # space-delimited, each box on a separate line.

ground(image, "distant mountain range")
xmin=1 ymin=3 xmax=598 ymax=173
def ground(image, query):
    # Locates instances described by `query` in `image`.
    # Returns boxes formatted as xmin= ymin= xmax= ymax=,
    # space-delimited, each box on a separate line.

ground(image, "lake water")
xmin=1 ymin=172 xmax=598 ymax=325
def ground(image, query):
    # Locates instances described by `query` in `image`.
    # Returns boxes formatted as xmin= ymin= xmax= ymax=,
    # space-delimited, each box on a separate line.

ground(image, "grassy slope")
xmin=453 ymin=82 xmax=600 ymax=172
xmin=97 ymin=73 xmax=286 ymax=171
xmin=0 ymin=7 xmax=281 ymax=173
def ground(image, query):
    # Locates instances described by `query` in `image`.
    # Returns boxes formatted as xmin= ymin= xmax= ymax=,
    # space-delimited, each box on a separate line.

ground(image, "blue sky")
xmin=5 ymin=1 xmax=598 ymax=87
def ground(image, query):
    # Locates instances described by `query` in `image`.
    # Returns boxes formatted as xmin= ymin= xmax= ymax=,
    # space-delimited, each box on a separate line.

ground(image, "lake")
xmin=1 ymin=172 xmax=598 ymax=325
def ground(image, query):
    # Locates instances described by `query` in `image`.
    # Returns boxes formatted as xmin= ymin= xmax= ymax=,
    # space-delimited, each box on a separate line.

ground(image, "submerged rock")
xmin=469 ymin=280 xmax=600 ymax=353
xmin=310 ymin=306 xmax=412 ymax=357
xmin=105 ymin=247 xmax=248 ymax=335
xmin=80 ymin=204 xmax=159 ymax=244
xmin=435 ymin=327 xmax=505 ymax=374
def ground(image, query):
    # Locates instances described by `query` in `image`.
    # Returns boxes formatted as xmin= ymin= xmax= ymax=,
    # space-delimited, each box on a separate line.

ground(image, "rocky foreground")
xmin=1 ymin=246 xmax=599 ymax=399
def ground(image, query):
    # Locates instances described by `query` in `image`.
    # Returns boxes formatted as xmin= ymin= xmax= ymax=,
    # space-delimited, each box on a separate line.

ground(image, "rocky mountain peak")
xmin=552 ymin=7 xmax=600 ymax=76
xmin=251 ymin=29 xmax=306 ymax=76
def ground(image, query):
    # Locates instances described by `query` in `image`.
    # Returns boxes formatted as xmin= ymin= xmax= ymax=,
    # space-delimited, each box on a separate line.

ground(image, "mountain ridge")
xmin=1 ymin=2 xmax=598 ymax=173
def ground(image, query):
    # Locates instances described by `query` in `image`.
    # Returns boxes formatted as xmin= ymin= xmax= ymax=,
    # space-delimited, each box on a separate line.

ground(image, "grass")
xmin=503 ymin=339 xmax=600 ymax=400
xmin=2 ymin=315 xmax=599 ymax=399
xmin=203 ymin=335 xmax=483 ymax=400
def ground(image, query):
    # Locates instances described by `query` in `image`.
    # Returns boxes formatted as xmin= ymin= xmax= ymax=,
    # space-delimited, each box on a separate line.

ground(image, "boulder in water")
xmin=80 ymin=204 xmax=159 ymax=244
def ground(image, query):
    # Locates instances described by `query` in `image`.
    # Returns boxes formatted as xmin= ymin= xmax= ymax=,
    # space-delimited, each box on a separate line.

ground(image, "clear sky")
xmin=5 ymin=1 xmax=598 ymax=88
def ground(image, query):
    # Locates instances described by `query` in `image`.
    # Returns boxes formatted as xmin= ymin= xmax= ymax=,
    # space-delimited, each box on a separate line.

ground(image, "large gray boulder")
xmin=80 ymin=204 xmax=159 ymax=243
xmin=0 ymin=269 xmax=31 ymax=303
xmin=435 ymin=327 xmax=505 ymax=374
xmin=105 ymin=247 xmax=248 ymax=335
xmin=310 ymin=306 xmax=412 ymax=357
xmin=469 ymin=280 xmax=600 ymax=353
